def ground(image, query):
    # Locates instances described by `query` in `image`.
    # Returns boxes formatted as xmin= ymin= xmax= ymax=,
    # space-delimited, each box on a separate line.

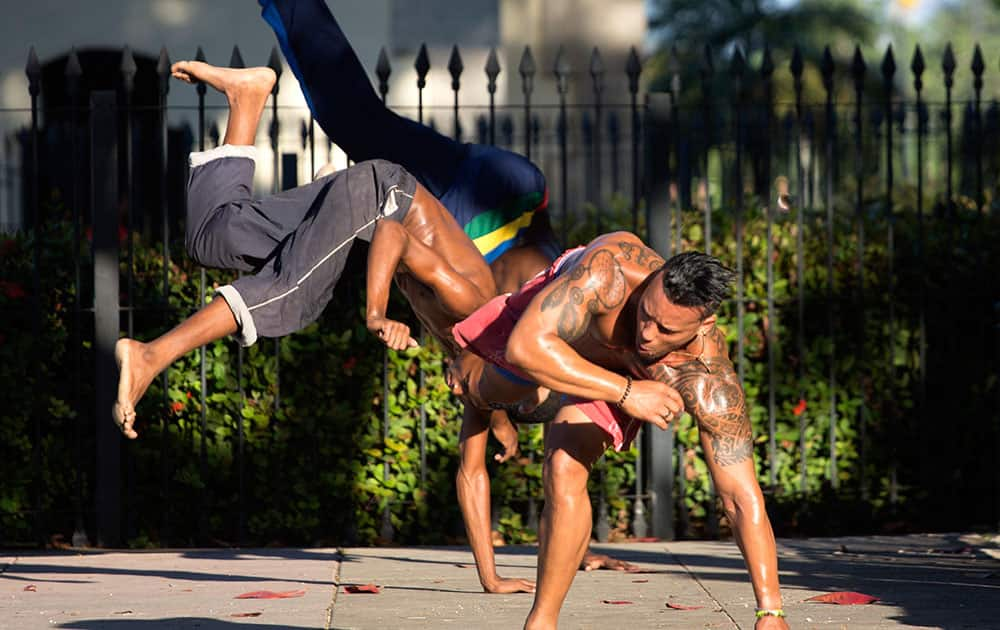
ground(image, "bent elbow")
xmin=504 ymin=335 xmax=531 ymax=372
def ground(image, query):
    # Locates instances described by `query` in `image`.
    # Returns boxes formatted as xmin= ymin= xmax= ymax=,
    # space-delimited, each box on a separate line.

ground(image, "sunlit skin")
xmin=491 ymin=231 xmax=787 ymax=630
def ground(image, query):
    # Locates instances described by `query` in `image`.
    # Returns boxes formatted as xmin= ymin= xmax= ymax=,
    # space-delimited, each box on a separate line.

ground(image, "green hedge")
xmin=1 ymin=190 xmax=998 ymax=547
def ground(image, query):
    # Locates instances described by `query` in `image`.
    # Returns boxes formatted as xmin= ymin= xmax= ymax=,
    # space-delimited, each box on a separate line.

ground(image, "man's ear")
xmin=698 ymin=314 xmax=717 ymax=335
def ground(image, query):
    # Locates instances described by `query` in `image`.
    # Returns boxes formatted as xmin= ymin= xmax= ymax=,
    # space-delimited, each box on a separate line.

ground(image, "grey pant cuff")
xmin=215 ymin=285 xmax=258 ymax=347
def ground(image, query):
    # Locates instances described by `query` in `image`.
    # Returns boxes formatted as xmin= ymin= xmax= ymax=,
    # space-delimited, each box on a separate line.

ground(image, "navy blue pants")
xmin=259 ymin=0 xmax=558 ymax=263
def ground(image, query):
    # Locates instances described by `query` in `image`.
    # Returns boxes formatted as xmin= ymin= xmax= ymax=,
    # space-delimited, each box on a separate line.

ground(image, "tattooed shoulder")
xmin=539 ymin=246 xmax=627 ymax=342
xmin=616 ymin=240 xmax=665 ymax=271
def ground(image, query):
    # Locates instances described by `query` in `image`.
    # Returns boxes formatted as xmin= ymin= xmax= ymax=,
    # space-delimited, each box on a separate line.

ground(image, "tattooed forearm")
xmin=539 ymin=248 xmax=626 ymax=342
xmin=653 ymin=363 xmax=753 ymax=467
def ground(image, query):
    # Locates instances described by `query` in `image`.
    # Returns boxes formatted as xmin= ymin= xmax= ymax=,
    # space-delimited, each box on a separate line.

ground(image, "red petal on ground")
xmin=665 ymin=602 xmax=703 ymax=610
xmin=602 ymin=600 xmax=633 ymax=605
xmin=633 ymin=536 xmax=660 ymax=542
xmin=806 ymin=591 xmax=879 ymax=605
xmin=231 ymin=612 xmax=263 ymax=617
xmin=234 ymin=589 xmax=306 ymax=599
xmin=23 ymin=585 xmax=37 ymax=592
xmin=344 ymin=583 xmax=382 ymax=594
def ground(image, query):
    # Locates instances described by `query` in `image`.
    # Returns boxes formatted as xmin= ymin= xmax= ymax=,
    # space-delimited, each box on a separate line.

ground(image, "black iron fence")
xmin=2 ymin=38 xmax=999 ymax=548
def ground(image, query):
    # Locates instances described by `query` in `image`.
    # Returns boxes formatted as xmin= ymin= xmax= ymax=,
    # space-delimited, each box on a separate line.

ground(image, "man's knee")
xmin=543 ymin=447 xmax=591 ymax=500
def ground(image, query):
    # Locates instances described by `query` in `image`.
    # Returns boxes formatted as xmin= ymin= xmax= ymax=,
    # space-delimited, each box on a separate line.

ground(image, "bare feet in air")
xmin=580 ymin=551 xmax=642 ymax=573
xmin=113 ymin=339 xmax=159 ymax=439
xmin=489 ymin=412 xmax=519 ymax=463
xmin=170 ymin=60 xmax=276 ymax=111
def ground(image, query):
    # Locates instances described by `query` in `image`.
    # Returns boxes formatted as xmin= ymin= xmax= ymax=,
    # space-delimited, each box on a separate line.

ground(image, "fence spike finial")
xmin=415 ymin=43 xmax=430 ymax=89
xmin=790 ymin=44 xmax=804 ymax=79
xmin=820 ymin=46 xmax=835 ymax=92
xmin=554 ymin=44 xmax=570 ymax=95
xmin=761 ymin=43 xmax=774 ymax=79
xmin=375 ymin=46 xmax=391 ymax=100
xmin=730 ymin=46 xmax=746 ymax=78
xmin=881 ymin=44 xmax=896 ymax=85
xmin=230 ymin=46 xmax=245 ymax=69
xmin=971 ymin=43 xmax=984 ymax=92
xmin=626 ymin=46 xmax=642 ymax=94
xmin=911 ymin=45 xmax=925 ymax=92
xmin=448 ymin=45 xmax=463 ymax=91
xmin=300 ymin=119 xmax=308 ymax=150
xmin=267 ymin=46 xmax=283 ymax=93
xmin=519 ymin=46 xmax=536 ymax=95
xmin=669 ymin=45 xmax=681 ymax=95
xmin=156 ymin=47 xmax=171 ymax=97
xmin=942 ymin=42 xmax=956 ymax=88
xmin=851 ymin=45 xmax=866 ymax=89
xmin=66 ymin=47 xmax=83 ymax=95
xmin=485 ymin=47 xmax=501 ymax=94
xmin=701 ymin=43 xmax=714 ymax=78
xmin=121 ymin=45 xmax=137 ymax=93
xmin=193 ymin=47 xmax=207 ymax=95
xmin=26 ymin=46 xmax=40 ymax=97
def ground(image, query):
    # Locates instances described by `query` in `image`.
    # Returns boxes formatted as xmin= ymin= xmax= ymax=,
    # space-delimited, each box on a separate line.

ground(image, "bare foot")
xmin=113 ymin=339 xmax=158 ymax=440
xmin=170 ymin=60 xmax=276 ymax=106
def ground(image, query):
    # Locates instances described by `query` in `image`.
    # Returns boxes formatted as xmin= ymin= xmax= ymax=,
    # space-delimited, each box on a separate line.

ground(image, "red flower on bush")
xmin=342 ymin=356 xmax=358 ymax=371
xmin=0 ymin=281 xmax=25 ymax=299
xmin=792 ymin=398 xmax=807 ymax=416
xmin=171 ymin=401 xmax=184 ymax=413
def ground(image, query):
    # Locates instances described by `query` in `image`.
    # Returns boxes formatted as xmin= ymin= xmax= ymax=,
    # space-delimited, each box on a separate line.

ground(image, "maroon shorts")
xmin=453 ymin=247 xmax=641 ymax=451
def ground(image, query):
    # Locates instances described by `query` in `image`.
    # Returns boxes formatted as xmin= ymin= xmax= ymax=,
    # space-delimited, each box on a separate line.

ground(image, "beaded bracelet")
xmin=755 ymin=608 xmax=785 ymax=619
xmin=616 ymin=375 xmax=633 ymax=407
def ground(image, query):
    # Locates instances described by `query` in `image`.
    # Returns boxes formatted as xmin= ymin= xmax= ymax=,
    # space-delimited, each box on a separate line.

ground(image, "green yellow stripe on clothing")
xmin=463 ymin=191 xmax=545 ymax=241
xmin=472 ymin=209 xmax=536 ymax=255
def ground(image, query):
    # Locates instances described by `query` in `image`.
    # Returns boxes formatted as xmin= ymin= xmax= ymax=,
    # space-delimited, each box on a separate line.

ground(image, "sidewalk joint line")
xmin=664 ymin=545 xmax=741 ymax=629
xmin=325 ymin=547 xmax=344 ymax=630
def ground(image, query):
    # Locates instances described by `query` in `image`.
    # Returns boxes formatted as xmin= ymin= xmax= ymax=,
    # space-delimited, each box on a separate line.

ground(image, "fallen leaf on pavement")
xmin=631 ymin=579 xmax=649 ymax=583
xmin=806 ymin=591 xmax=879 ymax=605
xmin=602 ymin=600 xmax=633 ymax=605
xmin=665 ymin=602 xmax=703 ymax=610
xmin=234 ymin=589 xmax=306 ymax=599
xmin=231 ymin=612 xmax=262 ymax=618
xmin=344 ymin=583 xmax=381 ymax=594
xmin=454 ymin=563 xmax=472 ymax=569
xmin=23 ymin=585 xmax=36 ymax=592
xmin=112 ymin=610 xmax=133 ymax=615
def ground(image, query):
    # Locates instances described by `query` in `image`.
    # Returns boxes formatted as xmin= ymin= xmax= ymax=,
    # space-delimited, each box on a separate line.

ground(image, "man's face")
xmin=634 ymin=274 xmax=710 ymax=363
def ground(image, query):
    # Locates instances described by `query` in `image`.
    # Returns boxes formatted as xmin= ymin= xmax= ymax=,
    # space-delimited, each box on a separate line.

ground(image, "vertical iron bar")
xmin=761 ymin=46 xmax=776 ymax=488
xmin=415 ymin=43 xmax=430 ymax=488
xmin=486 ymin=48 xmax=500 ymax=146
xmin=943 ymin=44 xmax=955 ymax=210
xmin=700 ymin=46 xmax=714 ymax=255
xmin=26 ymin=47 xmax=43 ymax=546
xmin=676 ymin=442 xmax=686 ymax=539
xmin=192 ymin=46 xmax=209 ymax=543
xmin=731 ymin=50 xmax=746 ymax=384
xmin=66 ymin=48 xmax=89 ymax=547
xmin=791 ymin=46 xmax=807 ymax=493
xmin=821 ymin=47 xmax=838 ymax=487
xmin=92 ymin=90 xmax=121 ymax=547
xmin=670 ymin=52 xmax=682 ymax=253
xmin=882 ymin=46 xmax=898 ymax=505
xmin=590 ymin=48 xmax=605 ymax=230
xmin=229 ymin=45 xmax=246 ymax=546
xmin=554 ymin=47 xmax=570 ymax=241
xmin=268 ymin=47 xmax=283 ymax=414
xmin=912 ymin=46 xmax=928 ymax=496
xmin=627 ymin=47 xmax=642 ymax=236
xmin=851 ymin=46 xmax=868 ymax=499
xmin=122 ymin=48 xmax=136 ymax=341
xmin=972 ymin=45 xmax=984 ymax=212
xmin=520 ymin=47 xmax=535 ymax=160
xmin=449 ymin=46 xmax=463 ymax=142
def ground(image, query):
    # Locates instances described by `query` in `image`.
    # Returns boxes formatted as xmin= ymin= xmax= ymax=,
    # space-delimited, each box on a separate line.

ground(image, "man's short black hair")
xmin=659 ymin=251 xmax=736 ymax=318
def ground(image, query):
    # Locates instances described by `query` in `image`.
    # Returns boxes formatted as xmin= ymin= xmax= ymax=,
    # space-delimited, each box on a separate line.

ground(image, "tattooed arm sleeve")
xmin=505 ymin=238 xmax=634 ymax=403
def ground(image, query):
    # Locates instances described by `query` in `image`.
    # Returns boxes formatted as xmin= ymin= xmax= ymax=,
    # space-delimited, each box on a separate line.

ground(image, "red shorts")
xmin=453 ymin=247 xmax=641 ymax=451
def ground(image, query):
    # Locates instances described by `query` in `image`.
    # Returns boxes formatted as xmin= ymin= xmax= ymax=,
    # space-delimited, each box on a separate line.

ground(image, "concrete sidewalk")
xmin=3 ymin=533 xmax=998 ymax=629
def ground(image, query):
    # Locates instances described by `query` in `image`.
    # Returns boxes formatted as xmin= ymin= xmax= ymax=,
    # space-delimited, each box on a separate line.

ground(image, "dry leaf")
xmin=234 ymin=589 xmax=306 ymax=599
xmin=665 ymin=602 xmax=703 ymax=610
xmin=23 ymin=585 xmax=37 ymax=592
xmin=632 ymin=579 xmax=649 ymax=583
xmin=805 ymin=591 xmax=879 ymax=605
xmin=602 ymin=599 xmax=633 ymax=605
xmin=344 ymin=583 xmax=381 ymax=594
xmin=231 ymin=612 xmax=262 ymax=618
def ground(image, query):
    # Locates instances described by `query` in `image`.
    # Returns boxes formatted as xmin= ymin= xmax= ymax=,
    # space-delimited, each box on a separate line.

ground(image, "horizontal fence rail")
xmin=1 ymin=38 xmax=999 ymax=548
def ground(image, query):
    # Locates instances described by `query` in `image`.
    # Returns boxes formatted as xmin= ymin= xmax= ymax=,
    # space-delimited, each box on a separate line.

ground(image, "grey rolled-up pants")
xmin=186 ymin=146 xmax=416 ymax=346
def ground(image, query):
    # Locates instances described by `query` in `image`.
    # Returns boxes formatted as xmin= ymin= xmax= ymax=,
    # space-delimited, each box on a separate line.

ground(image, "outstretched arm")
xmin=505 ymin=234 xmax=683 ymax=426
xmin=366 ymin=219 xmax=491 ymax=349
xmin=656 ymin=360 xmax=787 ymax=629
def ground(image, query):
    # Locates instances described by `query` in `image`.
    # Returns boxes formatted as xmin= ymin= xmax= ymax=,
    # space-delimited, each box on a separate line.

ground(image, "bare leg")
xmin=114 ymin=298 xmax=237 ymax=439
xmin=170 ymin=60 xmax=276 ymax=146
xmin=524 ymin=408 xmax=610 ymax=630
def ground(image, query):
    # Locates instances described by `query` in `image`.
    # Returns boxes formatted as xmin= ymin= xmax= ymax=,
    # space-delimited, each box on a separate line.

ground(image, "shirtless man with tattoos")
xmin=451 ymin=232 xmax=788 ymax=629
